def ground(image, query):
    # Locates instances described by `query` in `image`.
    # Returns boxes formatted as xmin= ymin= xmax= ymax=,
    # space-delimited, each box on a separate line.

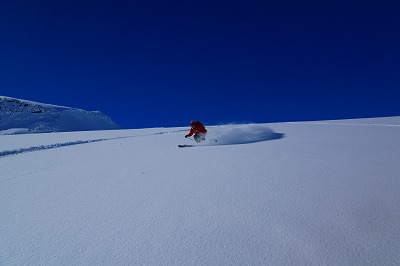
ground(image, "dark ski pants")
xmin=194 ymin=133 xmax=206 ymax=143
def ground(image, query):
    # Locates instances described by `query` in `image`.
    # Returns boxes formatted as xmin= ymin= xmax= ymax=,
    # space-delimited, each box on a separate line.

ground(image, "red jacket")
xmin=187 ymin=120 xmax=207 ymax=137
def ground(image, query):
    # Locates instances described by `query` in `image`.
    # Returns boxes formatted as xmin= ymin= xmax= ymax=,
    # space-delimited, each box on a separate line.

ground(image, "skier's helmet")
xmin=190 ymin=120 xmax=196 ymax=126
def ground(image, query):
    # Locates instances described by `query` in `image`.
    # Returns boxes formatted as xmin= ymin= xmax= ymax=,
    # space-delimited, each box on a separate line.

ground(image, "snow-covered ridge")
xmin=0 ymin=96 xmax=121 ymax=134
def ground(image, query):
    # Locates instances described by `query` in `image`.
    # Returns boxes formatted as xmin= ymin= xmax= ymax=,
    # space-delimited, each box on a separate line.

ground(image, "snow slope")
xmin=1 ymin=117 xmax=399 ymax=265
xmin=0 ymin=96 xmax=120 ymax=134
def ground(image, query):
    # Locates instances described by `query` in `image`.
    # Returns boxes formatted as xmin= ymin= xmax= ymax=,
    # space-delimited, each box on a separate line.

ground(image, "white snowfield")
xmin=1 ymin=117 xmax=399 ymax=265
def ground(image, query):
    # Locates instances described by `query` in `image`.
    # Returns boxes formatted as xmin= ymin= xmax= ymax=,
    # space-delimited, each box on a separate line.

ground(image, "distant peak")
xmin=0 ymin=96 xmax=121 ymax=135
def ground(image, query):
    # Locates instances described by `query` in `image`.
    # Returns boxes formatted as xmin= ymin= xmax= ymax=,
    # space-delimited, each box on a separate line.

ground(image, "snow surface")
xmin=1 ymin=117 xmax=400 ymax=265
xmin=0 ymin=96 xmax=120 ymax=134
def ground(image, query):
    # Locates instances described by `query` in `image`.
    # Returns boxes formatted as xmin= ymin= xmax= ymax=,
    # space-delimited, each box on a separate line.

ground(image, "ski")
xmin=178 ymin=144 xmax=194 ymax=148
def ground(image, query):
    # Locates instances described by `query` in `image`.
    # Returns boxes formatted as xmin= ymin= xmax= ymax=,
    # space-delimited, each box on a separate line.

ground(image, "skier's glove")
xmin=185 ymin=135 xmax=189 ymax=138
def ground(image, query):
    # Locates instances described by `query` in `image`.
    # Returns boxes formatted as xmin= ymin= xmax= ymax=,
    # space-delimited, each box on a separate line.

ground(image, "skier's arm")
xmin=185 ymin=128 xmax=195 ymax=138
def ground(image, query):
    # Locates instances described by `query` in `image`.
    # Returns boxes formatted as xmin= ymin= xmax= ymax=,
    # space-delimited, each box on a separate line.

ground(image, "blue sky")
xmin=1 ymin=0 xmax=399 ymax=128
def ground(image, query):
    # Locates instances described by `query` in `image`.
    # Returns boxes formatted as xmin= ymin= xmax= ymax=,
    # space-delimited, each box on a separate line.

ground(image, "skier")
xmin=185 ymin=120 xmax=207 ymax=143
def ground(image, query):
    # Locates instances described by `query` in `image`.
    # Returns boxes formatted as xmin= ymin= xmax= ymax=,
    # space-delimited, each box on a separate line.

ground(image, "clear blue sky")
xmin=1 ymin=0 xmax=399 ymax=128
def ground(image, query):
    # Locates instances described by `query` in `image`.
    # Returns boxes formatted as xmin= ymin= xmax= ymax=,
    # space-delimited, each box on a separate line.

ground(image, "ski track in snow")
xmin=0 ymin=129 xmax=186 ymax=158
xmin=0 ymin=125 xmax=285 ymax=157
xmin=0 ymin=139 xmax=107 ymax=158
